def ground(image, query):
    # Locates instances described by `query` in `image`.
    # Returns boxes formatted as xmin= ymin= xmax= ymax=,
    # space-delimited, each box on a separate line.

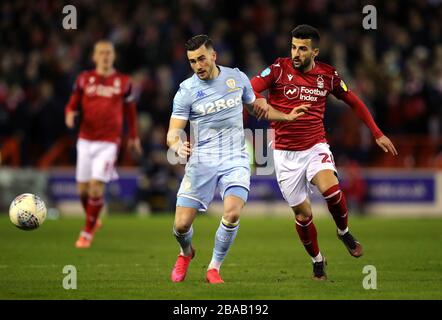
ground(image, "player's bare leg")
xmin=292 ymin=199 xmax=326 ymax=280
xmin=78 ymin=182 xmax=89 ymax=212
xmin=75 ymin=179 xmax=105 ymax=248
xmin=171 ymin=206 xmax=197 ymax=282
xmin=206 ymin=193 xmax=244 ymax=284
xmin=312 ymin=169 xmax=363 ymax=257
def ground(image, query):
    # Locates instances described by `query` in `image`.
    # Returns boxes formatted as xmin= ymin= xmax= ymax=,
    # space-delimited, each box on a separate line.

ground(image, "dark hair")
xmin=185 ymin=34 xmax=214 ymax=51
xmin=291 ymin=24 xmax=320 ymax=46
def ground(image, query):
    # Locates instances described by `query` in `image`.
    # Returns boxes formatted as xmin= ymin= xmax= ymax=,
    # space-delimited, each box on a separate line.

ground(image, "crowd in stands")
xmin=1 ymin=0 xmax=441 ymax=172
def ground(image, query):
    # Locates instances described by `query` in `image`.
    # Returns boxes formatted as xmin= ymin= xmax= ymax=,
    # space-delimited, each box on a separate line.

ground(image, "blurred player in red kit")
xmin=251 ymin=25 xmax=398 ymax=279
xmin=65 ymin=40 xmax=142 ymax=248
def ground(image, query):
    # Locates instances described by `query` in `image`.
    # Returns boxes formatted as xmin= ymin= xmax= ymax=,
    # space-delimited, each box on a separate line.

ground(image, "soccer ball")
xmin=9 ymin=193 xmax=47 ymax=230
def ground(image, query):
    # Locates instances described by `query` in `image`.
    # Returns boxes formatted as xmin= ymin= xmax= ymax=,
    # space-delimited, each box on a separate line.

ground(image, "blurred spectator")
xmin=132 ymin=115 xmax=183 ymax=213
xmin=340 ymin=159 xmax=368 ymax=215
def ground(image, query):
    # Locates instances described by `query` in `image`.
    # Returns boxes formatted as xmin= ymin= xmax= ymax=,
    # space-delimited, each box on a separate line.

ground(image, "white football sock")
xmin=337 ymin=227 xmax=349 ymax=236
xmin=311 ymin=252 xmax=323 ymax=263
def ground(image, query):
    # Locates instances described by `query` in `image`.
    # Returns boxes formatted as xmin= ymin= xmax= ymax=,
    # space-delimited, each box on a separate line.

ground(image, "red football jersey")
xmin=251 ymin=57 xmax=368 ymax=151
xmin=65 ymin=70 xmax=137 ymax=143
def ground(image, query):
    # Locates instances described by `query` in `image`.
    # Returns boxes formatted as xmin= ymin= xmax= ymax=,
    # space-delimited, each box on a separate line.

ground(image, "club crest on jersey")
xmin=114 ymin=78 xmax=121 ymax=88
xmin=316 ymin=75 xmax=324 ymax=89
xmin=260 ymin=67 xmax=271 ymax=77
xmin=89 ymin=77 xmax=95 ymax=84
xmin=226 ymin=78 xmax=240 ymax=92
xmin=283 ymin=85 xmax=300 ymax=99
xmin=288 ymin=74 xmax=293 ymax=81
xmin=226 ymin=78 xmax=236 ymax=89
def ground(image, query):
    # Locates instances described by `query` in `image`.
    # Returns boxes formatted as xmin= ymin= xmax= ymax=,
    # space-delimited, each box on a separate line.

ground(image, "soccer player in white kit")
xmin=65 ymin=40 xmax=142 ymax=248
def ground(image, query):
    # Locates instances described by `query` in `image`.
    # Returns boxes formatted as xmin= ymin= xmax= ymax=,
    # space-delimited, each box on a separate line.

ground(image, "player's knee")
xmin=292 ymin=203 xmax=312 ymax=220
xmin=222 ymin=208 xmax=241 ymax=224
xmin=312 ymin=171 xmax=339 ymax=194
xmin=79 ymin=190 xmax=89 ymax=199
xmin=322 ymin=184 xmax=344 ymax=205
xmin=77 ymin=183 xmax=89 ymax=197
xmin=295 ymin=212 xmax=312 ymax=222
xmin=174 ymin=220 xmax=192 ymax=234
xmin=88 ymin=180 xmax=105 ymax=198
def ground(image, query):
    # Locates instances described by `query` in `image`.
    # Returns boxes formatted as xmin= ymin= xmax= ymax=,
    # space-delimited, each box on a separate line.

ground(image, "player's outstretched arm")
xmin=340 ymin=91 xmax=398 ymax=156
xmin=167 ymin=117 xmax=191 ymax=158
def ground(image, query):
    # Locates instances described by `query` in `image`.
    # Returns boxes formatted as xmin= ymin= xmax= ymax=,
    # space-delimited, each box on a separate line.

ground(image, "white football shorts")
xmin=76 ymin=138 xmax=119 ymax=183
xmin=273 ymin=143 xmax=337 ymax=207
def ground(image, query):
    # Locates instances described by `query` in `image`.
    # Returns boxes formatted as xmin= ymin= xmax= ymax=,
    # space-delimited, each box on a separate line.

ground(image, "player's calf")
xmin=322 ymin=184 xmax=349 ymax=233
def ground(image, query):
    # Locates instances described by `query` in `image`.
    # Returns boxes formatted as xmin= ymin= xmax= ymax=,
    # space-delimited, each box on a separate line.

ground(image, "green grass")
xmin=0 ymin=214 xmax=441 ymax=299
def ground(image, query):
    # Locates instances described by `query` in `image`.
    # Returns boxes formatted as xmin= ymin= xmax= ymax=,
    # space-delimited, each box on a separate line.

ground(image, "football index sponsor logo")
xmin=283 ymin=85 xmax=300 ymax=99
xmin=285 ymin=85 xmax=327 ymax=101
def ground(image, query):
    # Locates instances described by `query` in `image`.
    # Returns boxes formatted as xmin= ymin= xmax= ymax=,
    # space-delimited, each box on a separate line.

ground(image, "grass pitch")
xmin=0 ymin=214 xmax=441 ymax=300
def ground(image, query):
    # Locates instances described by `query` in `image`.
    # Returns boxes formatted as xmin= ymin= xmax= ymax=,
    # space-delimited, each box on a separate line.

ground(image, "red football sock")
xmin=84 ymin=196 xmax=104 ymax=234
xmin=323 ymin=184 xmax=348 ymax=231
xmin=295 ymin=216 xmax=320 ymax=258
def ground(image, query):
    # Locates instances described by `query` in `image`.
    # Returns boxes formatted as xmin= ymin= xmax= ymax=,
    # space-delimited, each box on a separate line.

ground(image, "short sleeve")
xmin=171 ymin=86 xmax=191 ymax=120
xmin=238 ymin=70 xmax=256 ymax=104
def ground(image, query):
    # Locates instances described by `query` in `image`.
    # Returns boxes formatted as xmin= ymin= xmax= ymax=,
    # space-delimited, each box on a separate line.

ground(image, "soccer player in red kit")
xmin=65 ymin=40 xmax=142 ymax=248
xmin=251 ymin=25 xmax=398 ymax=279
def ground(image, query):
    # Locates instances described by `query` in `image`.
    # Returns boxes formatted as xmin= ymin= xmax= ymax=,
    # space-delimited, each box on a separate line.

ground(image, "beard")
xmin=292 ymin=56 xmax=312 ymax=72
